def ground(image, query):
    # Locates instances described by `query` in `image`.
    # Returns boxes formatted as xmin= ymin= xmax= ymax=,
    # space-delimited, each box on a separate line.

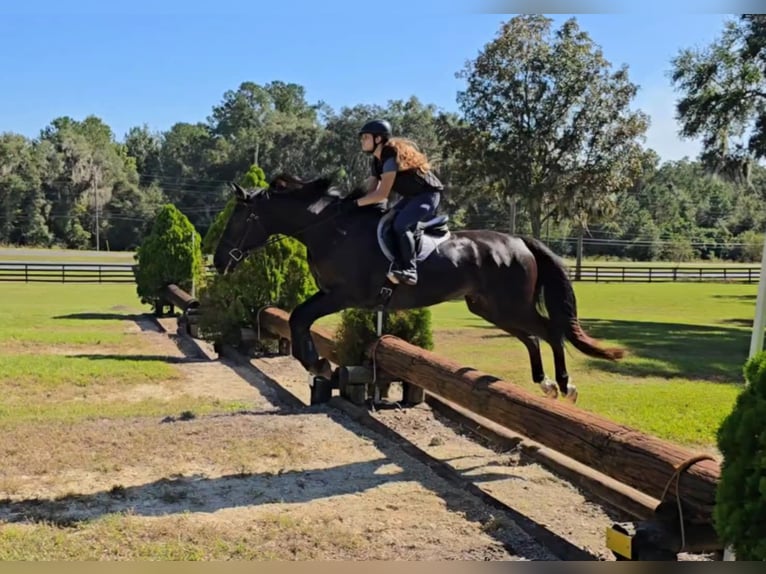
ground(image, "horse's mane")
xmin=267 ymin=171 xmax=366 ymax=214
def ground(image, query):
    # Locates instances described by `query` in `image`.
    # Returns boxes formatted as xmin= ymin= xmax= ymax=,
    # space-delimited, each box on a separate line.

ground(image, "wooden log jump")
xmin=256 ymin=306 xmax=338 ymax=364
xmin=368 ymin=335 xmax=720 ymax=526
xmin=164 ymin=283 xmax=201 ymax=336
xmin=164 ymin=283 xmax=200 ymax=312
xmin=248 ymin=305 xmax=723 ymax=557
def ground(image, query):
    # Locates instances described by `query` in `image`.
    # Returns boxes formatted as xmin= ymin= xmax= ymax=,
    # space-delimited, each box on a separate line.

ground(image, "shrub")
xmin=197 ymin=222 xmax=317 ymax=347
xmin=334 ymin=307 xmax=434 ymax=366
xmin=713 ymin=351 xmax=766 ymax=560
xmin=133 ymin=204 xmax=204 ymax=312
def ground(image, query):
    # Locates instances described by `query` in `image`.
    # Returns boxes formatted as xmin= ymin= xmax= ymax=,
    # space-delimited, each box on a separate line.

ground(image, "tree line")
xmin=1 ymin=14 xmax=765 ymax=262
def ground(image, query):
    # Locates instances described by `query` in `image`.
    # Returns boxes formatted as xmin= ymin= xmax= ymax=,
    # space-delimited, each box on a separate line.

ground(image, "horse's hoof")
xmin=565 ymin=384 xmax=578 ymax=404
xmin=540 ymin=378 xmax=558 ymax=399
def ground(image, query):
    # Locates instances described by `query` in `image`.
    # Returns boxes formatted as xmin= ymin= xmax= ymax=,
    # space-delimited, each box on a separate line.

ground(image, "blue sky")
xmin=0 ymin=1 xmax=741 ymax=162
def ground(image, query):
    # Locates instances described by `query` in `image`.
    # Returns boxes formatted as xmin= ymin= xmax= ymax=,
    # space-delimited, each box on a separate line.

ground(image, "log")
xmin=257 ymin=307 xmax=339 ymax=365
xmin=367 ymin=335 xmax=721 ymax=525
xmin=425 ymin=394 xmax=660 ymax=521
xmin=164 ymin=283 xmax=200 ymax=312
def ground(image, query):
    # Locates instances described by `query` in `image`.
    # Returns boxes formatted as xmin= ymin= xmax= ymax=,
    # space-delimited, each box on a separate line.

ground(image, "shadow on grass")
xmin=53 ymin=312 xmax=160 ymax=333
xmin=711 ymin=294 xmax=756 ymax=301
xmin=67 ymin=354 xmax=205 ymax=365
xmin=441 ymin=317 xmax=750 ymax=384
xmin=53 ymin=313 xmax=143 ymax=321
xmin=580 ymin=319 xmax=748 ymax=383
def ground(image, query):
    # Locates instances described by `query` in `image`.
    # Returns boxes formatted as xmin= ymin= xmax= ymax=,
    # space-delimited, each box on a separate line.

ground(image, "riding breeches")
xmin=392 ymin=191 xmax=441 ymax=235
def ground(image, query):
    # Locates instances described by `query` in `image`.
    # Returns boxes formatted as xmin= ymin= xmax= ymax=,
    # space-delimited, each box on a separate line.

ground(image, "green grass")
xmin=0 ymin=512 xmax=365 ymax=560
xmin=0 ymin=283 xmax=207 ymax=424
xmin=320 ymin=282 xmax=755 ymax=448
xmin=0 ymin=246 xmax=135 ymax=263
xmin=0 ymin=398 xmax=251 ymax=426
xmin=0 ymin=284 xmax=146 ymax=347
xmin=0 ymin=354 xmax=176 ymax=390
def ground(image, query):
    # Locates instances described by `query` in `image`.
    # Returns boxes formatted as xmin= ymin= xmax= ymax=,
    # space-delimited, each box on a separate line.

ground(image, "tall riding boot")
xmin=392 ymin=230 xmax=418 ymax=285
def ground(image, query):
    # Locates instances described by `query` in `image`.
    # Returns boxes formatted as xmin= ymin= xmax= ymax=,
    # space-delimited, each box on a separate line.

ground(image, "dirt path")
xmin=0 ymin=314 xmax=555 ymax=560
xmin=250 ymin=352 xmax=716 ymax=562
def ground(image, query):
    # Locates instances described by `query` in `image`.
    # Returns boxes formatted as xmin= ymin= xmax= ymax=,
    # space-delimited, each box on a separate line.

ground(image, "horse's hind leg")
xmin=550 ymin=335 xmax=577 ymax=403
xmin=504 ymin=328 xmax=560 ymax=399
xmin=515 ymin=313 xmax=577 ymax=403
xmin=465 ymin=295 xmax=558 ymax=398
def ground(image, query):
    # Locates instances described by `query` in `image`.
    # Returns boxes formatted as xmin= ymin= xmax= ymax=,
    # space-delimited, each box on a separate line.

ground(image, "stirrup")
xmin=386 ymin=261 xmax=400 ymax=284
xmin=392 ymin=268 xmax=417 ymax=285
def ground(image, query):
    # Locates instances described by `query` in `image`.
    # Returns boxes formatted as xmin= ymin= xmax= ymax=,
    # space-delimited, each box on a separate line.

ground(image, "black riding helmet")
xmin=358 ymin=119 xmax=392 ymax=139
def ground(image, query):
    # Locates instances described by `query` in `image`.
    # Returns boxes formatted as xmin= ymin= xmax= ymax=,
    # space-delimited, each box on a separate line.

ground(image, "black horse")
xmin=213 ymin=173 xmax=625 ymax=402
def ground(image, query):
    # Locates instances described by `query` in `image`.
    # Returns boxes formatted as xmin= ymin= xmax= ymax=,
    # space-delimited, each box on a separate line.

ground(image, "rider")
xmin=353 ymin=119 xmax=444 ymax=286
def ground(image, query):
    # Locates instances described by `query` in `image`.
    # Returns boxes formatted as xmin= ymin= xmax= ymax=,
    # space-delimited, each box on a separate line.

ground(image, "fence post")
xmin=25 ymin=264 xmax=28 ymax=283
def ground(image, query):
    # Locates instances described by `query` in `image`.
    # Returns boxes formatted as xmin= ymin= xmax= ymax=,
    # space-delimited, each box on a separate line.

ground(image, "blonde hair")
xmin=387 ymin=137 xmax=432 ymax=172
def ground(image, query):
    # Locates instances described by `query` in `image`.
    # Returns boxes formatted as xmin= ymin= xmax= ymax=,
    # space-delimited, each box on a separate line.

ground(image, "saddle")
xmin=376 ymin=209 xmax=451 ymax=263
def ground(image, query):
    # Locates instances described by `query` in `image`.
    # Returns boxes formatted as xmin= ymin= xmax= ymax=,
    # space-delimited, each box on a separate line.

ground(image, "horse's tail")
xmin=520 ymin=236 xmax=625 ymax=361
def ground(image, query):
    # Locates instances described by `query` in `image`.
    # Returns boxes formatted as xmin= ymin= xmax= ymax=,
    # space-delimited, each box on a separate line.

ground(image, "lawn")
xmin=0 ymin=283 xmax=245 ymax=425
xmin=319 ymin=282 xmax=755 ymax=448
xmin=0 ymin=247 xmax=135 ymax=263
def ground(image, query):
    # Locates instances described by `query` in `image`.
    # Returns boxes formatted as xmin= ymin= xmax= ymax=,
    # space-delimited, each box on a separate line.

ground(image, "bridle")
xmin=221 ymin=208 xmax=268 ymax=272
xmin=219 ymin=192 xmax=356 ymax=272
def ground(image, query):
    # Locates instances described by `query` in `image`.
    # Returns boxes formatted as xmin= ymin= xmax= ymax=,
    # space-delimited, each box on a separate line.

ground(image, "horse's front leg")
xmin=289 ymin=290 xmax=346 ymax=379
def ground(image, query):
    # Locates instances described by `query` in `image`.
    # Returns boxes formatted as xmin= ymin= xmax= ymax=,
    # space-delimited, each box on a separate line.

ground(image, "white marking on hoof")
xmin=565 ymin=384 xmax=578 ymax=404
xmin=540 ymin=378 xmax=558 ymax=399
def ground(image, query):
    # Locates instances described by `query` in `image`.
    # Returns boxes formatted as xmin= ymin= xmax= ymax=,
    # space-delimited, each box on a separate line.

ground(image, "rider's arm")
xmin=357 ymin=157 xmax=396 ymax=206
xmin=364 ymin=175 xmax=379 ymax=192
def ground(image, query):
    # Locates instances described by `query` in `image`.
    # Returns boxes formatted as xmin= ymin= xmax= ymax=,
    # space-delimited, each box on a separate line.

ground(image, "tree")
xmin=133 ymin=204 xmax=205 ymax=312
xmin=454 ymin=15 xmax=649 ymax=238
xmin=124 ymin=124 xmax=163 ymax=186
xmin=670 ymin=15 xmax=766 ymax=185
xmin=38 ymin=115 xmax=142 ymax=249
xmin=714 ymin=350 xmax=766 ymax=560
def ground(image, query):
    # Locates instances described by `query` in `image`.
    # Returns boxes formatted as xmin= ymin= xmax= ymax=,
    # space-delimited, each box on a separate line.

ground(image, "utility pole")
xmin=508 ymin=195 xmax=517 ymax=235
xmin=92 ymin=168 xmax=100 ymax=251
xmin=191 ymin=232 xmax=197 ymax=299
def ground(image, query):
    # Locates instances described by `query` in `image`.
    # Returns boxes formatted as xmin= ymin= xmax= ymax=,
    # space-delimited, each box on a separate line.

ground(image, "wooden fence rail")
xmin=570 ymin=265 xmax=761 ymax=283
xmin=0 ymin=262 xmax=136 ymax=284
xmin=1 ymin=260 xmax=761 ymax=285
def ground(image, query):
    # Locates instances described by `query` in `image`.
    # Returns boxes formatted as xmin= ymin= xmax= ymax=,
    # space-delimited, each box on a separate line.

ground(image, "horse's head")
xmin=212 ymin=173 xmax=340 ymax=274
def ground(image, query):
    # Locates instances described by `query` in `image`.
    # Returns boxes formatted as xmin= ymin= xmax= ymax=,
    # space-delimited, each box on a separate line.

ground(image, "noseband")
xmin=223 ymin=204 xmax=268 ymax=270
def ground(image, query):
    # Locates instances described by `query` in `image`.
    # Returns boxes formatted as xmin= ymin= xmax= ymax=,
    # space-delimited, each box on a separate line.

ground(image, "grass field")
xmin=0 ymin=247 xmax=136 ymax=263
xmin=0 ymin=279 xmax=754 ymax=447
xmin=0 ymin=284 xmax=248 ymax=426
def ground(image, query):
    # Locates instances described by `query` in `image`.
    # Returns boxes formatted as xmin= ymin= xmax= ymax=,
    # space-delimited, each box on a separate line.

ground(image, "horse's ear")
xmin=230 ymin=182 xmax=247 ymax=199
xmin=271 ymin=177 xmax=288 ymax=191
xmin=270 ymin=172 xmax=304 ymax=191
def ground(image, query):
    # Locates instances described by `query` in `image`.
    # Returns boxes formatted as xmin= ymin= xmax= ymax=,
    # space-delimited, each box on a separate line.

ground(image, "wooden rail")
xmin=0 ymin=262 xmax=136 ymax=283
xmin=569 ymin=265 xmax=760 ymax=283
